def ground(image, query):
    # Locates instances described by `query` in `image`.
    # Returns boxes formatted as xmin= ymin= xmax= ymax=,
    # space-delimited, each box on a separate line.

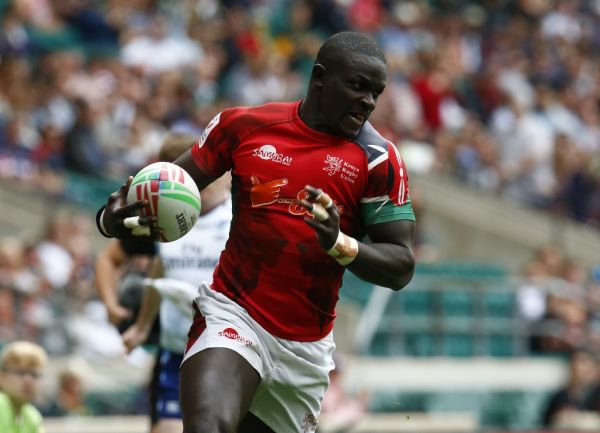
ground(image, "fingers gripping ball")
xmin=126 ymin=162 xmax=201 ymax=242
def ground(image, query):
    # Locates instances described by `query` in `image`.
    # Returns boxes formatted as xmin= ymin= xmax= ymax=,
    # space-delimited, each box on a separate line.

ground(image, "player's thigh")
xmin=179 ymin=347 xmax=261 ymax=428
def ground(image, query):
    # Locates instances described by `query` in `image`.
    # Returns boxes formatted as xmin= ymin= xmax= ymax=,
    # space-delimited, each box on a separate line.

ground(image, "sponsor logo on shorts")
xmin=301 ymin=413 xmax=318 ymax=432
xmin=218 ymin=327 xmax=253 ymax=346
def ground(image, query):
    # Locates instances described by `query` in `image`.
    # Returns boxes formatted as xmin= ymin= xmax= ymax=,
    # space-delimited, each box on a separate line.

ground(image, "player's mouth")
xmin=342 ymin=112 xmax=367 ymax=133
xmin=349 ymin=112 xmax=366 ymax=126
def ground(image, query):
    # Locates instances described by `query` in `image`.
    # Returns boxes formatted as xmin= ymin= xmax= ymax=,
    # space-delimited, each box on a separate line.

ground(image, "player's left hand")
xmin=102 ymin=177 xmax=160 ymax=239
xmin=300 ymin=185 xmax=339 ymax=250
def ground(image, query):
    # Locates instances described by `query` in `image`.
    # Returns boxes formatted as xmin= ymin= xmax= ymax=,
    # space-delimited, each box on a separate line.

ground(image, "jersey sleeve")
xmin=361 ymin=142 xmax=416 ymax=225
xmin=190 ymin=108 xmax=238 ymax=178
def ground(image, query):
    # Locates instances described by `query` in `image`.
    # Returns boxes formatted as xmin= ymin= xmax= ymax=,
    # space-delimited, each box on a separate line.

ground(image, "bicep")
xmin=348 ymin=219 xmax=416 ymax=290
xmin=174 ymin=149 xmax=218 ymax=191
xmin=366 ymin=219 xmax=416 ymax=250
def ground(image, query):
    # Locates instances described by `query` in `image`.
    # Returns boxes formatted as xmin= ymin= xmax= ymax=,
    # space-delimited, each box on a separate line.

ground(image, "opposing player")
xmin=121 ymin=171 xmax=231 ymax=433
xmin=94 ymin=133 xmax=196 ymax=432
xmin=98 ymin=31 xmax=416 ymax=433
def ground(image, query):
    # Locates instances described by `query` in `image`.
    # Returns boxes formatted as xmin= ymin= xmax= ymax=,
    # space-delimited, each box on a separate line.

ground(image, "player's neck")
xmin=299 ymin=97 xmax=332 ymax=136
xmin=298 ymin=98 xmax=319 ymax=131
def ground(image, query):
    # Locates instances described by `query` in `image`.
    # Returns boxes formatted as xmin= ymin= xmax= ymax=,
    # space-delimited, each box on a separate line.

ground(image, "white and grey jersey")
xmin=157 ymin=197 xmax=232 ymax=353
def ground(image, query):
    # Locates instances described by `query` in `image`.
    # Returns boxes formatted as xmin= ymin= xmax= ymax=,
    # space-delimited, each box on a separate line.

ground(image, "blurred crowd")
xmin=515 ymin=243 xmax=600 ymax=427
xmin=517 ymin=243 xmax=600 ymax=355
xmin=0 ymin=212 xmax=111 ymax=357
xmin=0 ymin=0 xmax=600 ymax=224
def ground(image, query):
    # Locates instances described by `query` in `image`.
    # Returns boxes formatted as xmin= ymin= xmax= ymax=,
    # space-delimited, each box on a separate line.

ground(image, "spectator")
xmin=63 ymin=98 xmax=107 ymax=176
xmin=120 ymin=13 xmax=201 ymax=76
xmin=542 ymin=349 xmax=599 ymax=428
xmin=43 ymin=369 xmax=88 ymax=417
xmin=0 ymin=340 xmax=48 ymax=433
xmin=34 ymin=213 xmax=74 ymax=290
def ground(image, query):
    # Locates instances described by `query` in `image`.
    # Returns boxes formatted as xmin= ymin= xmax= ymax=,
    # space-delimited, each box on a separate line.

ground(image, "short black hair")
xmin=315 ymin=31 xmax=386 ymax=66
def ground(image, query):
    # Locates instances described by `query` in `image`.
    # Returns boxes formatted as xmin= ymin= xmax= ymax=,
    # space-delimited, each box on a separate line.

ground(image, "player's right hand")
xmin=102 ymin=177 xmax=159 ymax=239
xmin=122 ymin=323 xmax=149 ymax=354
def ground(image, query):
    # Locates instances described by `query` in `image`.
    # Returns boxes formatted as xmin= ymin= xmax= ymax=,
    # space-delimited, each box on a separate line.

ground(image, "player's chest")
xmin=232 ymin=137 xmax=366 ymax=194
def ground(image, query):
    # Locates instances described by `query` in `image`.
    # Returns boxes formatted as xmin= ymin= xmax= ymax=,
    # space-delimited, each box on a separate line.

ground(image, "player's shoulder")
xmin=221 ymin=101 xmax=297 ymax=133
xmin=352 ymin=121 xmax=399 ymax=167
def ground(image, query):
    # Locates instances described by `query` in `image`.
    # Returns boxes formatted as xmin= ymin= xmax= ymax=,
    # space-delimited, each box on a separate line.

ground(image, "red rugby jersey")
xmin=191 ymin=100 xmax=414 ymax=341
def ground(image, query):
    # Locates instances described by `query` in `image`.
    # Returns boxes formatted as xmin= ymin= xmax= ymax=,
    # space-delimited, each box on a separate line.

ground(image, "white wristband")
xmin=326 ymin=231 xmax=359 ymax=266
xmin=99 ymin=209 xmax=111 ymax=237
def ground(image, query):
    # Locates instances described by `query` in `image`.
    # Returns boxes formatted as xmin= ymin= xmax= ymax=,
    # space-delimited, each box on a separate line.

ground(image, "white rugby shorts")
xmin=183 ymin=283 xmax=336 ymax=433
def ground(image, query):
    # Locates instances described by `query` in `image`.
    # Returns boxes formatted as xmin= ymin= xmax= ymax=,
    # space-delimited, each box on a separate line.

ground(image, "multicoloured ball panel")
xmin=127 ymin=162 xmax=201 ymax=242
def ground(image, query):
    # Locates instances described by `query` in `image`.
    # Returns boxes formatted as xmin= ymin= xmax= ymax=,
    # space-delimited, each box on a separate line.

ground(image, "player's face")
xmin=320 ymin=53 xmax=387 ymax=138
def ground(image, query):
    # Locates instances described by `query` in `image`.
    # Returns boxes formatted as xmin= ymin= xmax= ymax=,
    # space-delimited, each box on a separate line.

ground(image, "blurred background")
xmin=1 ymin=0 xmax=600 ymax=432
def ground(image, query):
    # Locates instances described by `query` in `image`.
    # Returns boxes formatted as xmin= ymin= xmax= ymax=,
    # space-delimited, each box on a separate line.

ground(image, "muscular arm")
xmin=122 ymin=258 xmax=162 ymax=352
xmin=133 ymin=257 xmax=164 ymax=331
xmin=122 ymin=283 xmax=161 ymax=352
xmin=347 ymin=219 xmax=416 ymax=290
xmin=174 ymin=149 xmax=217 ymax=192
xmin=301 ymin=186 xmax=415 ymax=291
xmin=94 ymin=239 xmax=131 ymax=325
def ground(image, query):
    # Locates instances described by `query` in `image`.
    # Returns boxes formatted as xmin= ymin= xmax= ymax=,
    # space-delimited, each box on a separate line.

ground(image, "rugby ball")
xmin=127 ymin=162 xmax=201 ymax=242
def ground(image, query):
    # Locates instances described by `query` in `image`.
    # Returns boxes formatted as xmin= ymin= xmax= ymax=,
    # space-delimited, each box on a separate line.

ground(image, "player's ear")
xmin=312 ymin=63 xmax=327 ymax=88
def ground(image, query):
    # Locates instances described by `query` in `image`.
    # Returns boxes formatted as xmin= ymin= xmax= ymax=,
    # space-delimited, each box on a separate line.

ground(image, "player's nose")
xmin=358 ymin=92 xmax=376 ymax=112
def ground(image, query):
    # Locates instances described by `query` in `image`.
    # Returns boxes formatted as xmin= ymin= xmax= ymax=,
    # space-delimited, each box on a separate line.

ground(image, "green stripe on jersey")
xmin=361 ymin=199 xmax=416 ymax=226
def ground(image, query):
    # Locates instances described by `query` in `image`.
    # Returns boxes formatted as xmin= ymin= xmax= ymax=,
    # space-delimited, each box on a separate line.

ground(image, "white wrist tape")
xmin=311 ymin=190 xmax=333 ymax=221
xmin=99 ymin=209 xmax=111 ymax=237
xmin=311 ymin=204 xmax=329 ymax=221
xmin=327 ymin=231 xmax=359 ymax=266
xmin=315 ymin=191 xmax=333 ymax=209
xmin=124 ymin=216 xmax=141 ymax=229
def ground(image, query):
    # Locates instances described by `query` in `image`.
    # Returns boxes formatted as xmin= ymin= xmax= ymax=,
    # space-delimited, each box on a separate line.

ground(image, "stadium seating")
xmin=339 ymin=263 xmax=529 ymax=357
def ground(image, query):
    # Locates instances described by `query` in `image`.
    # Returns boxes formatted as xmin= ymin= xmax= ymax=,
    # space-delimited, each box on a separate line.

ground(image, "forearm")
xmin=134 ymin=284 xmax=161 ymax=335
xmin=347 ymin=242 xmax=415 ymax=290
xmin=95 ymin=255 xmax=120 ymax=308
xmin=299 ymin=187 xmax=416 ymax=290
xmin=94 ymin=240 xmax=127 ymax=307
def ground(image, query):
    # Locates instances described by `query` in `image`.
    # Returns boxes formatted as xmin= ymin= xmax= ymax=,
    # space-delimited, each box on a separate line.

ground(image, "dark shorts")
xmin=155 ymin=349 xmax=184 ymax=419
